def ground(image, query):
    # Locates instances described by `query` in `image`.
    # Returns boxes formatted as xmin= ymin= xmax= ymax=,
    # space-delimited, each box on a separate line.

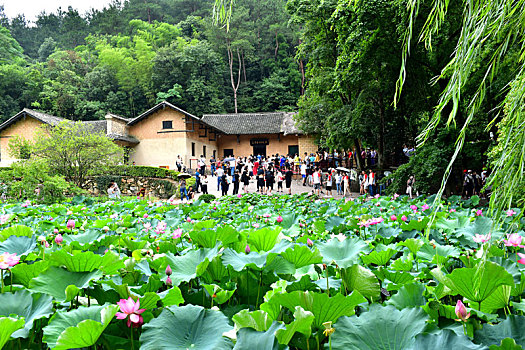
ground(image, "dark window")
xmin=203 ymin=145 xmax=206 ymax=158
xmin=213 ymin=150 xmax=216 ymax=158
xmin=224 ymin=149 xmax=234 ymax=157
xmin=288 ymin=145 xmax=299 ymax=156
xmin=162 ymin=121 xmax=173 ymax=129
xmin=191 ymin=142 xmax=196 ymax=156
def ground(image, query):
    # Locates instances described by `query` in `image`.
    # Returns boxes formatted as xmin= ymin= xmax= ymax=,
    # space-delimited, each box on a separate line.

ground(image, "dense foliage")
xmin=0 ymin=193 xmax=523 ymax=349
xmin=0 ymin=0 xmax=301 ymax=121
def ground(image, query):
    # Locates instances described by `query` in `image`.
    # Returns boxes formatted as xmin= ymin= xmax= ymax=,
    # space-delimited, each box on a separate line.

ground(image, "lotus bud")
xmin=143 ymin=213 xmax=149 ymax=218
xmin=455 ymin=300 xmax=470 ymax=322
xmin=245 ymin=244 xmax=251 ymax=254
xmin=276 ymin=216 xmax=283 ymax=223
xmin=165 ymin=265 xmax=172 ymax=276
xmin=103 ymin=226 xmax=110 ymax=233
xmin=166 ymin=276 xmax=173 ymax=286
xmin=307 ymin=238 xmax=313 ymax=247
xmin=390 ymin=215 xmax=397 ymax=221
xmin=55 ymin=234 xmax=63 ymax=245
xmin=53 ymin=228 xmax=59 ymax=234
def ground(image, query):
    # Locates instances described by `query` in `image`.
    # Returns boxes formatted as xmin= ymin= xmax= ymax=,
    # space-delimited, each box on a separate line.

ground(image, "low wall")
xmin=84 ymin=176 xmax=182 ymax=199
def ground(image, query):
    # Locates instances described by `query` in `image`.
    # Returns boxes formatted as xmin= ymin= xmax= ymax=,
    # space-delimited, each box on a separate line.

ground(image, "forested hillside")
xmin=0 ymin=0 xmax=301 ymax=121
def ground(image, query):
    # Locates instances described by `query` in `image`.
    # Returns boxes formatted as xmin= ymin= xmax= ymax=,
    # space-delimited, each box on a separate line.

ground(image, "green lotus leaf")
xmin=275 ymin=306 xmax=314 ymax=345
xmin=413 ymin=329 xmax=488 ymax=349
xmin=204 ymin=283 xmax=237 ymax=304
xmin=233 ymin=309 xmax=274 ymax=332
xmin=11 ymin=260 xmax=50 ymax=287
xmin=330 ymin=304 xmax=428 ymax=350
xmin=386 ymin=282 xmax=427 ymax=309
xmin=161 ymin=246 xmax=218 ymax=285
xmin=474 ymin=315 xmax=525 ymax=348
xmin=0 ymin=316 xmax=25 ymax=349
xmin=29 ymin=266 xmax=103 ymax=301
xmin=0 ymin=290 xmax=53 ymax=338
xmin=140 ymin=304 xmax=233 ymax=350
xmin=272 ymin=290 xmax=365 ymax=328
xmin=417 ymin=243 xmax=461 ymax=264
xmin=342 ymin=264 xmax=380 ymax=301
xmin=159 ymin=286 xmax=185 ymax=307
xmin=317 ymin=237 xmax=368 ymax=268
xmin=247 ymin=227 xmax=282 ymax=252
xmin=488 ymin=338 xmax=523 ymax=350
xmin=234 ymin=322 xmax=286 ymax=350
xmin=43 ymin=304 xmax=118 ymax=350
xmin=280 ymin=245 xmax=323 ymax=269
xmin=221 ymin=248 xmax=268 ymax=271
xmin=0 ymin=225 xmax=33 ymax=242
xmin=0 ymin=235 xmax=36 ymax=256
xmin=190 ymin=225 xmax=240 ymax=248
xmin=361 ymin=247 xmax=398 ymax=266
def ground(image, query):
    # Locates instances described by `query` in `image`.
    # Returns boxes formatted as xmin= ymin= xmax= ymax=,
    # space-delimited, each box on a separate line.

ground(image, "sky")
xmin=1 ymin=0 xmax=114 ymax=22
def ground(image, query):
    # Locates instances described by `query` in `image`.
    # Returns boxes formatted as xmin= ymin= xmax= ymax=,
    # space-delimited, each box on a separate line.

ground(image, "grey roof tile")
xmin=201 ymin=112 xmax=286 ymax=134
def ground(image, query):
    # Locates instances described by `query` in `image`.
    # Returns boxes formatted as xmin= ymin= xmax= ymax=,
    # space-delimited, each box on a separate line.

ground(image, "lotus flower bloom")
xmin=455 ymin=300 xmax=470 ymax=322
xmin=422 ymin=204 xmax=430 ymax=211
xmin=0 ymin=253 xmax=20 ymax=269
xmin=66 ymin=210 xmax=73 ymax=215
xmin=401 ymin=215 xmax=407 ymax=222
xmin=410 ymin=205 xmax=417 ymax=211
xmin=186 ymin=217 xmax=192 ymax=222
xmin=374 ymin=194 xmax=380 ymax=198
xmin=116 ymin=297 xmax=146 ymax=328
xmin=393 ymin=193 xmax=399 ymax=199
xmin=143 ymin=214 xmax=149 ymax=219
xmin=307 ymin=238 xmax=313 ymax=247
xmin=155 ymin=221 xmax=167 ymax=235
xmin=473 ymin=233 xmax=490 ymax=244
xmin=143 ymin=222 xmax=151 ymax=232
xmin=55 ymin=234 xmax=63 ymax=245
xmin=518 ymin=253 xmax=525 ymax=265
xmin=165 ymin=265 xmax=172 ymax=276
xmin=172 ymin=228 xmax=183 ymax=239
xmin=21 ymin=202 xmax=28 ymax=208
xmin=66 ymin=220 xmax=75 ymax=230
xmin=276 ymin=216 xmax=283 ymax=223
xmin=390 ymin=215 xmax=397 ymax=221
xmin=0 ymin=214 xmax=11 ymax=224
xmin=110 ymin=213 xmax=118 ymax=219
xmin=505 ymin=233 xmax=524 ymax=248
xmin=53 ymin=228 xmax=59 ymax=234
xmin=245 ymin=244 xmax=251 ymax=254
xmin=475 ymin=209 xmax=483 ymax=216
xmin=507 ymin=209 xmax=517 ymax=217
xmin=252 ymin=223 xmax=260 ymax=228
xmin=358 ymin=217 xmax=384 ymax=228
xmin=263 ymin=213 xmax=271 ymax=218
xmin=237 ymin=194 xmax=242 ymax=198
xmin=449 ymin=209 xmax=456 ymax=213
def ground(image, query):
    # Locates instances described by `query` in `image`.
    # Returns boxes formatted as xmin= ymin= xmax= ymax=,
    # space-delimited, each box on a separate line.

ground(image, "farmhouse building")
xmin=0 ymin=101 xmax=318 ymax=169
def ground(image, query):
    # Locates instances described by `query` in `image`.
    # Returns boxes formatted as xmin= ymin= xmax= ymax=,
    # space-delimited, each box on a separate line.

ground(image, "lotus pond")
xmin=0 ymin=193 xmax=523 ymax=349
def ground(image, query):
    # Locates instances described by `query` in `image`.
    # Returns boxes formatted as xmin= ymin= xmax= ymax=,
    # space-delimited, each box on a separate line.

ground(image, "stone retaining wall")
xmin=83 ymin=176 xmax=179 ymax=199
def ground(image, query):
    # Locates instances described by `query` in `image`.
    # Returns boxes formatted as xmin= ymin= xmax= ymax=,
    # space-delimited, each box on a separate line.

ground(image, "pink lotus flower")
xmin=475 ymin=209 xmax=483 ymax=216
xmin=252 ymin=223 xmax=260 ymax=228
xmin=165 ymin=265 xmax=172 ymax=276
xmin=507 ymin=209 xmax=517 ymax=217
xmin=172 ymin=228 xmax=183 ymax=239
xmin=307 ymin=238 xmax=313 ymax=247
xmin=116 ymin=297 xmax=146 ymax=328
xmin=245 ymin=244 xmax=251 ymax=254
xmin=393 ymin=193 xmax=399 ymax=199
xmin=449 ymin=209 xmax=456 ymax=213
xmin=422 ymin=204 xmax=430 ymax=211
xmin=21 ymin=202 xmax=28 ymax=208
xmin=66 ymin=219 xmax=75 ymax=230
xmin=213 ymin=207 xmax=217 ymax=210
xmin=166 ymin=276 xmax=173 ymax=286
xmin=110 ymin=213 xmax=118 ymax=219
xmin=66 ymin=210 xmax=73 ymax=215
xmin=518 ymin=253 xmax=525 ymax=265
xmin=263 ymin=213 xmax=271 ymax=218
xmin=276 ymin=215 xmax=283 ymax=223
xmin=455 ymin=300 xmax=470 ymax=322
xmin=0 ymin=214 xmax=11 ymax=224
xmin=155 ymin=221 xmax=167 ymax=235
xmin=53 ymin=228 xmax=59 ymax=234
xmin=143 ymin=222 xmax=151 ymax=232
xmin=358 ymin=217 xmax=384 ymax=228
xmin=55 ymin=234 xmax=63 ymax=245
xmin=0 ymin=253 xmax=20 ymax=269
xmin=374 ymin=194 xmax=380 ymax=198
xmin=504 ymin=233 xmax=524 ymax=248
xmin=143 ymin=214 xmax=149 ymax=219
xmin=410 ymin=205 xmax=417 ymax=211
xmin=237 ymin=194 xmax=242 ymax=198
xmin=390 ymin=215 xmax=397 ymax=221
xmin=473 ymin=233 xmax=490 ymax=243
xmin=401 ymin=215 xmax=408 ymax=222
xmin=186 ymin=217 xmax=192 ymax=222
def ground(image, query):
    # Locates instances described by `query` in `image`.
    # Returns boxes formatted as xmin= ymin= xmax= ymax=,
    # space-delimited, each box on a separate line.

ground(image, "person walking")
xmin=277 ymin=170 xmax=284 ymax=193
xmin=221 ymin=174 xmax=229 ymax=196
xmin=232 ymin=171 xmax=240 ymax=195
xmin=194 ymin=169 xmax=201 ymax=193
xmin=180 ymin=179 xmax=189 ymax=201
xmin=326 ymin=171 xmax=333 ymax=196
xmin=201 ymin=175 xmax=208 ymax=194
xmin=368 ymin=169 xmax=376 ymax=196
xmin=335 ymin=172 xmax=342 ymax=195
xmin=241 ymin=169 xmax=250 ymax=193
xmin=343 ymin=172 xmax=350 ymax=197
xmin=285 ymin=166 xmax=294 ymax=195
xmin=407 ymin=175 xmax=415 ymax=198
xmin=215 ymin=166 xmax=224 ymax=192
xmin=359 ymin=171 xmax=367 ymax=195
xmin=312 ymin=168 xmax=321 ymax=196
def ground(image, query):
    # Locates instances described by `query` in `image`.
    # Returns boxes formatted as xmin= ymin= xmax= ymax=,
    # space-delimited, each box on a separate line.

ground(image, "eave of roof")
xmin=107 ymin=133 xmax=140 ymax=144
xmin=106 ymin=113 xmax=131 ymax=122
xmin=201 ymin=112 xmax=286 ymax=135
xmin=127 ymin=101 xmax=199 ymax=126
xmin=0 ymin=108 xmax=65 ymax=132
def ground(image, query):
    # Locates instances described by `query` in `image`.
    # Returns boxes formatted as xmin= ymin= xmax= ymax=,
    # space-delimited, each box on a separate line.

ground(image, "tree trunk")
xmin=228 ymin=45 xmax=242 ymax=113
xmin=274 ymin=31 xmax=279 ymax=59
xmin=377 ymin=91 xmax=386 ymax=168
xmin=354 ymin=139 xmax=365 ymax=170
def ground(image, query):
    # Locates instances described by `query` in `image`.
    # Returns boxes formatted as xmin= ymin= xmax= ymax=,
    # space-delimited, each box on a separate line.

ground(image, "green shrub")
xmin=199 ymin=194 xmax=216 ymax=203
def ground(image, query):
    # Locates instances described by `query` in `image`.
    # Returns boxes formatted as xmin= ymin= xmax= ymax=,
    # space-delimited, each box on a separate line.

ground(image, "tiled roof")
xmin=281 ymin=112 xmax=303 ymax=135
xmin=106 ymin=113 xmax=131 ymax=122
xmin=81 ymin=120 xmax=107 ymax=134
xmin=127 ymin=101 xmax=199 ymax=126
xmin=201 ymin=112 xmax=286 ymax=135
xmin=0 ymin=108 xmax=65 ymax=131
xmin=107 ymin=133 xmax=140 ymax=144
